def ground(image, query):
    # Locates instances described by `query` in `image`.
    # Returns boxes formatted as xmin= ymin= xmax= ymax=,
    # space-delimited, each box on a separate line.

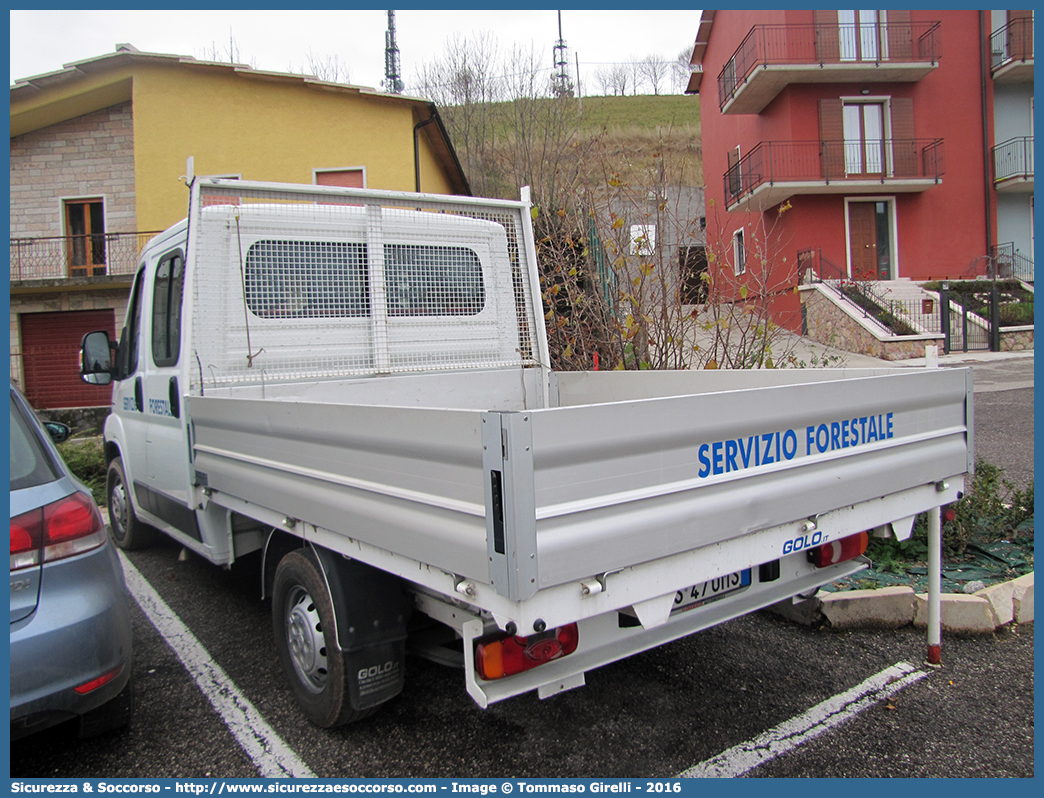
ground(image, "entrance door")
xmin=848 ymin=201 xmax=893 ymax=280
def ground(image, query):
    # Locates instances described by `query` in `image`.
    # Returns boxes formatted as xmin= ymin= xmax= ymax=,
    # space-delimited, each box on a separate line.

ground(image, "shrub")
xmin=56 ymin=437 xmax=107 ymax=506
xmin=868 ymin=457 xmax=1034 ymax=564
xmin=998 ymin=301 xmax=1034 ymax=326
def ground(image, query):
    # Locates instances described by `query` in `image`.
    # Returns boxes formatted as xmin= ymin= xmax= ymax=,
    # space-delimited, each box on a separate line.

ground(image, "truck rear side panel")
xmin=529 ymin=368 xmax=972 ymax=589
xmin=190 ymin=366 xmax=971 ymax=607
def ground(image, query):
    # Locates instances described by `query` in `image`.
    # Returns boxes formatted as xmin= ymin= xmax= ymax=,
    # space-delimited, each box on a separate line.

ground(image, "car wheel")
xmin=78 ymin=676 xmax=134 ymax=738
xmin=272 ymin=549 xmax=375 ymax=728
xmin=107 ymin=457 xmax=157 ymax=550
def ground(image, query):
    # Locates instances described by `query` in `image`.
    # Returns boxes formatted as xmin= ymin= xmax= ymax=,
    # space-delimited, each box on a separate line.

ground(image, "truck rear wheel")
xmin=106 ymin=457 xmax=157 ymax=550
xmin=272 ymin=549 xmax=376 ymax=728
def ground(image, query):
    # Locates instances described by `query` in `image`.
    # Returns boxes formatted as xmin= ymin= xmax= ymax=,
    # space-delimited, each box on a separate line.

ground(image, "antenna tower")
xmin=384 ymin=10 xmax=404 ymax=93
xmin=552 ymin=10 xmax=574 ymax=97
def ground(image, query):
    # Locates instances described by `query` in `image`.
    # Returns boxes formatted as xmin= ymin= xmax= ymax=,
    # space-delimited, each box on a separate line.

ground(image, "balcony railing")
xmin=10 ymin=231 xmax=160 ymax=281
xmin=725 ymin=138 xmax=945 ymax=207
xmin=719 ymin=21 xmax=942 ymax=111
xmin=989 ymin=243 xmax=1034 ymax=283
xmin=990 ymin=17 xmax=1034 ymax=71
xmin=993 ymin=136 xmax=1034 ymax=185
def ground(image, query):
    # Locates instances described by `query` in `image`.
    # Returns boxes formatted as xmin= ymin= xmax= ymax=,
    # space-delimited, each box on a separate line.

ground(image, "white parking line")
xmin=120 ymin=552 xmax=316 ymax=779
xmin=679 ymin=661 xmax=929 ymax=778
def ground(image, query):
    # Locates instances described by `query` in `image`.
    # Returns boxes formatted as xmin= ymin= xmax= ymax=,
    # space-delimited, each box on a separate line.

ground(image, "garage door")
xmin=20 ymin=310 xmax=116 ymax=409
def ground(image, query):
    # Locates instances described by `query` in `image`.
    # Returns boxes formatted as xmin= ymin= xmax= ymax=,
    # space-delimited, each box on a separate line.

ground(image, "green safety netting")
xmin=822 ymin=538 xmax=1033 ymax=594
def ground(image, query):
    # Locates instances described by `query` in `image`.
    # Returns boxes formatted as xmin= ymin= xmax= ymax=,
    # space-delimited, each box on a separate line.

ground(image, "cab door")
xmin=140 ymin=248 xmax=198 ymax=538
xmin=112 ymin=265 xmax=150 ymax=494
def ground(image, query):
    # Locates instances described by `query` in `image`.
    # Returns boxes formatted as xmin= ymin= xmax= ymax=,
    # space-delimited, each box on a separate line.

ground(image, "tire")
xmin=272 ymin=549 xmax=375 ymax=728
xmin=106 ymin=457 xmax=157 ymax=550
xmin=78 ymin=677 xmax=134 ymax=738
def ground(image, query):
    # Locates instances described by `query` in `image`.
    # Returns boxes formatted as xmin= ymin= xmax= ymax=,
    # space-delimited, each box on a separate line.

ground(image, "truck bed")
xmin=189 ymin=366 xmax=972 ymax=611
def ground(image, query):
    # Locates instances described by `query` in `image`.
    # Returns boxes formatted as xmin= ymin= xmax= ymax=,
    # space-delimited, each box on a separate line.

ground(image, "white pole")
xmin=927 ymin=505 xmax=942 ymax=666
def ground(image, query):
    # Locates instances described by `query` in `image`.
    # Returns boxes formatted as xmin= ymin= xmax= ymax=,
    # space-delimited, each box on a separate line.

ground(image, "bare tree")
xmin=292 ymin=51 xmax=352 ymax=84
xmin=537 ymin=130 xmax=805 ymax=372
xmin=412 ymin=32 xmax=505 ymax=198
xmin=626 ymin=56 xmax=645 ymax=95
xmin=599 ymin=63 xmax=630 ymax=96
xmin=639 ymin=55 xmax=671 ymax=95
xmin=594 ymin=66 xmax=617 ymax=96
xmin=197 ymin=30 xmax=250 ymax=65
xmin=672 ymin=44 xmax=695 ymax=94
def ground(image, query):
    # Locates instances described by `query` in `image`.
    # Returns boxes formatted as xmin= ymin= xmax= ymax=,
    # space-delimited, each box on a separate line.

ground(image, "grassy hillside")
xmin=443 ymin=93 xmax=705 ymax=198
xmin=573 ymin=93 xmax=701 ymax=135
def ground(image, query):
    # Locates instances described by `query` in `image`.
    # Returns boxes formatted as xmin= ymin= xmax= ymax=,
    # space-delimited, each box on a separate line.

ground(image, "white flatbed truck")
xmin=80 ymin=177 xmax=972 ymax=727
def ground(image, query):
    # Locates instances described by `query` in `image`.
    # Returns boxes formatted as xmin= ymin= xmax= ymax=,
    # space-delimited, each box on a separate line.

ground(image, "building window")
xmin=630 ymin=224 xmax=656 ymax=256
xmin=64 ymin=198 xmax=106 ymax=276
xmin=838 ymin=10 xmax=883 ymax=62
xmin=843 ymin=101 xmax=886 ymax=175
xmin=733 ymin=229 xmax=747 ymax=276
xmin=314 ymin=168 xmax=365 ymax=189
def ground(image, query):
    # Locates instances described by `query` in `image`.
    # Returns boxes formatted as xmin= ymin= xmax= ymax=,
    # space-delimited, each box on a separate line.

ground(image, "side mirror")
xmin=80 ymin=330 xmax=115 ymax=386
xmin=43 ymin=421 xmax=71 ymax=444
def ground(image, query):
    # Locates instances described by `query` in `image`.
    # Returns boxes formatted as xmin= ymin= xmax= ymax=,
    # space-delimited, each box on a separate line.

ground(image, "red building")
xmin=687 ymin=9 xmax=1034 ymax=333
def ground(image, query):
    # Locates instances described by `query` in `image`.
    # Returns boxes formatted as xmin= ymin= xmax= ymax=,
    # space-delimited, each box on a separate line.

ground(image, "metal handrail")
xmin=719 ymin=21 xmax=942 ymax=109
xmin=990 ymin=17 xmax=1034 ymax=69
xmin=10 ymin=231 xmax=161 ymax=281
xmin=725 ymin=138 xmax=945 ymax=206
xmin=992 ymin=136 xmax=1034 ymax=183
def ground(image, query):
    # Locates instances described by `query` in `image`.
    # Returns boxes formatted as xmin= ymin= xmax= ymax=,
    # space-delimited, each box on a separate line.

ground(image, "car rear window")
xmin=10 ymin=394 xmax=61 ymax=492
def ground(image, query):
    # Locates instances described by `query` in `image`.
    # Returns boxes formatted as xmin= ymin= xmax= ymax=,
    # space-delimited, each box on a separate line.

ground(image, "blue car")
xmin=9 ymin=383 xmax=134 ymax=739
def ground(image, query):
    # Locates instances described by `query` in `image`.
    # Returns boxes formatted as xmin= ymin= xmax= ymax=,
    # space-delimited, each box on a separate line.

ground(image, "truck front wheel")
xmin=106 ymin=457 xmax=157 ymax=550
xmin=272 ymin=549 xmax=375 ymax=728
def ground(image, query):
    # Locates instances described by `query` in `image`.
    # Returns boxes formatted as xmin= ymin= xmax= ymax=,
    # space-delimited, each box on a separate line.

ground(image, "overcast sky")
xmin=10 ymin=9 xmax=705 ymax=94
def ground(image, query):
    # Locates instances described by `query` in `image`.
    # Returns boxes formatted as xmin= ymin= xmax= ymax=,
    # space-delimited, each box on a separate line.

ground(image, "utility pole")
xmin=552 ymin=10 xmax=574 ymax=97
xmin=384 ymin=10 xmax=404 ymax=94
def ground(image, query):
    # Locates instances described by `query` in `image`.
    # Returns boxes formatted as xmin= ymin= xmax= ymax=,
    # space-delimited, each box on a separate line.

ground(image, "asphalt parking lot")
xmin=10 ymin=355 xmax=1033 ymax=780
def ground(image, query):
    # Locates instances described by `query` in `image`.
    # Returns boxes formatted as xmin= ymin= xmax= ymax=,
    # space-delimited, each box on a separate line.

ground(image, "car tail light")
xmin=10 ymin=510 xmax=43 ymax=570
xmin=476 ymin=623 xmax=579 ymax=681
xmin=808 ymin=531 xmax=869 ymax=567
xmin=74 ymin=664 xmax=124 ymax=694
xmin=10 ymin=493 xmax=106 ymax=571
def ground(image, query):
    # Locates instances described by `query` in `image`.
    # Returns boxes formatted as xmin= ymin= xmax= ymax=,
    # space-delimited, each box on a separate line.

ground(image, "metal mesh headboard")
xmin=187 ymin=180 xmax=542 ymax=392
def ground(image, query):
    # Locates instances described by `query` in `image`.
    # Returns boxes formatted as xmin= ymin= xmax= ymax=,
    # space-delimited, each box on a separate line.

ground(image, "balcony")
xmin=724 ymin=138 xmax=944 ymax=211
xmin=10 ymin=231 xmax=159 ymax=285
xmin=991 ymin=18 xmax=1034 ymax=83
xmin=993 ymin=136 xmax=1034 ymax=192
xmin=718 ymin=21 xmax=941 ymax=114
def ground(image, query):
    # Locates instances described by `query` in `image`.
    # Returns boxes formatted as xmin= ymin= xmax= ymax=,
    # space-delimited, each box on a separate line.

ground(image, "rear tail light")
xmin=10 ymin=492 xmax=106 ymax=571
xmin=476 ymin=623 xmax=579 ymax=681
xmin=808 ymin=531 xmax=868 ymax=567
xmin=74 ymin=664 xmax=124 ymax=695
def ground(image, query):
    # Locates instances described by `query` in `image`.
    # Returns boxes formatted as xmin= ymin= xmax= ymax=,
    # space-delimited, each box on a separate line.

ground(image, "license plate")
xmin=672 ymin=570 xmax=751 ymax=614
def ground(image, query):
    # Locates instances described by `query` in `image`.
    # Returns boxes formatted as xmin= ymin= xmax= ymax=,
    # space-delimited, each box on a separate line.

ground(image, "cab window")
xmin=152 ymin=252 xmax=185 ymax=367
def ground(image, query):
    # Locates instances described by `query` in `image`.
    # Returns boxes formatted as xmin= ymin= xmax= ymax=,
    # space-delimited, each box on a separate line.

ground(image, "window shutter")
xmin=1008 ymin=11 xmax=1033 ymax=61
xmin=886 ymin=9 xmax=913 ymax=60
xmin=814 ymin=10 xmax=840 ymax=63
xmin=889 ymin=97 xmax=917 ymax=177
xmin=819 ymin=99 xmax=845 ymax=178
xmin=727 ymin=147 xmax=742 ymax=199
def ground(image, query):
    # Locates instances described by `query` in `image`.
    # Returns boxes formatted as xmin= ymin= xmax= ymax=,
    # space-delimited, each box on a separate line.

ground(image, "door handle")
xmin=169 ymin=376 xmax=180 ymax=419
xmin=134 ymin=377 xmax=143 ymax=412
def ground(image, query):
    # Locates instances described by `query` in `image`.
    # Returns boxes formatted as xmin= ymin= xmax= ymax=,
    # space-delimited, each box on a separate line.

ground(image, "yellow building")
xmin=10 ymin=44 xmax=470 ymax=412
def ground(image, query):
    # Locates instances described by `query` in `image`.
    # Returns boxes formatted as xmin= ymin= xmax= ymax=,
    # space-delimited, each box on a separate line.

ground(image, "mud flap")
xmin=311 ymin=546 xmax=408 ymax=711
